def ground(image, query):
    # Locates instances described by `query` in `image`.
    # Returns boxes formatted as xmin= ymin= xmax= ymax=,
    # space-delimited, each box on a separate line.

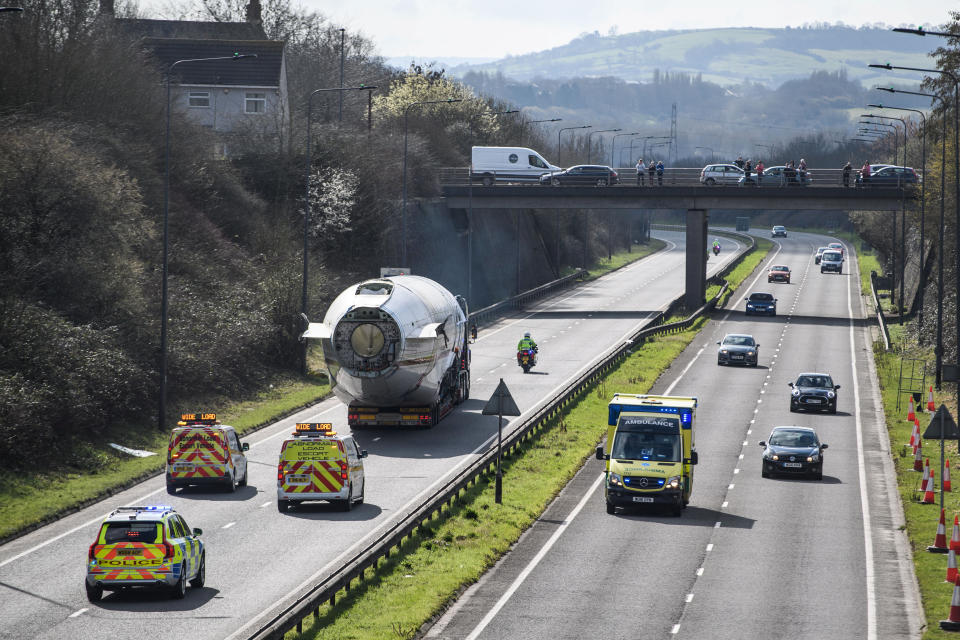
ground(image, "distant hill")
xmin=450 ymin=25 xmax=935 ymax=89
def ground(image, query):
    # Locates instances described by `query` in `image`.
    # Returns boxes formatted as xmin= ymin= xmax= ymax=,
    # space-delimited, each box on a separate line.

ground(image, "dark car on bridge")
xmin=717 ymin=333 xmax=759 ymax=366
xmin=759 ymin=426 xmax=827 ymax=480
xmin=539 ymin=165 xmax=619 ymax=186
xmin=789 ymin=372 xmax=840 ymax=413
xmin=745 ymin=292 xmax=777 ymax=316
xmin=857 ymin=165 xmax=919 ymax=187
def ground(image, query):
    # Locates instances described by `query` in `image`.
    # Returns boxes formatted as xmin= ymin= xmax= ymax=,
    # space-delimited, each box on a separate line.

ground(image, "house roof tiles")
xmin=143 ymin=38 xmax=284 ymax=87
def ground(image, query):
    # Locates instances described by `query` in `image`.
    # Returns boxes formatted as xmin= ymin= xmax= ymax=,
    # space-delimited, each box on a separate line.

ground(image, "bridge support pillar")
xmin=685 ymin=209 xmax=708 ymax=310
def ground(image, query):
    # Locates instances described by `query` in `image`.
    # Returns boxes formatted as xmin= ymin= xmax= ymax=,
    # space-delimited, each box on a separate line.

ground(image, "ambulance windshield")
xmin=612 ymin=416 xmax=681 ymax=461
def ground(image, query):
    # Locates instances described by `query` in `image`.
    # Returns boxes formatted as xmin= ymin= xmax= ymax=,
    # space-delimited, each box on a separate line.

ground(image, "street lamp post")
xmin=338 ymin=29 xmax=345 ymax=121
xmin=858 ymin=122 xmax=899 ymax=162
xmin=467 ymin=109 xmax=519 ymax=305
xmin=643 ymin=136 xmax=671 ymax=162
xmin=558 ymin=125 xmax=590 ymax=166
xmin=611 ymin=132 xmax=640 ymax=167
xmin=301 ymin=84 xmax=377 ymax=373
xmin=695 ymin=146 xmax=715 ymax=162
xmin=160 ymin=53 xmax=256 ymax=431
xmin=860 ymin=120 xmax=901 ymax=300
xmin=872 ymin=63 xmax=960 ymax=369
xmin=587 ymin=128 xmax=621 ymax=164
xmin=879 ymin=86 xmax=948 ymax=387
xmin=870 ymin=102 xmax=928 ymax=331
xmin=862 ymin=114 xmax=907 ymax=164
xmin=402 ymin=98 xmax=463 ymax=267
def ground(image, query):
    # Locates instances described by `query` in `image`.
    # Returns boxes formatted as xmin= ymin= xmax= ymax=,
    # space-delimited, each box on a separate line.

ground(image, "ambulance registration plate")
xmin=176 ymin=464 xmax=195 ymax=472
xmin=286 ymin=474 xmax=309 ymax=484
xmin=632 ymin=497 xmax=655 ymax=503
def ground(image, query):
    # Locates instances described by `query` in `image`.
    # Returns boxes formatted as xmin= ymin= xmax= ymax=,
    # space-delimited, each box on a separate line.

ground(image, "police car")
xmin=277 ymin=423 xmax=367 ymax=512
xmin=85 ymin=505 xmax=204 ymax=602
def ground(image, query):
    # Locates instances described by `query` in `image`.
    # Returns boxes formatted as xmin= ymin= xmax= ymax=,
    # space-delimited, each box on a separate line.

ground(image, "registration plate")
xmin=805 ymin=398 xmax=823 ymax=404
xmin=632 ymin=496 xmax=655 ymax=503
xmin=176 ymin=464 xmax=195 ymax=472
xmin=783 ymin=462 xmax=803 ymax=468
xmin=285 ymin=474 xmax=309 ymax=485
xmin=116 ymin=549 xmax=141 ymax=556
xmin=732 ymin=355 xmax=744 ymax=359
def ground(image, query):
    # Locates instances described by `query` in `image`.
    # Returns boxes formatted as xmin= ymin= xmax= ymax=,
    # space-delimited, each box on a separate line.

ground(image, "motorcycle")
xmin=517 ymin=348 xmax=537 ymax=373
xmin=712 ymin=245 xmax=720 ymax=256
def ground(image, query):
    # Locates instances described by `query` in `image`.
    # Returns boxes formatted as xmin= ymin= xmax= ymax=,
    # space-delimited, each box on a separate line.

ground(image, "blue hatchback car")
xmin=745 ymin=292 xmax=777 ymax=316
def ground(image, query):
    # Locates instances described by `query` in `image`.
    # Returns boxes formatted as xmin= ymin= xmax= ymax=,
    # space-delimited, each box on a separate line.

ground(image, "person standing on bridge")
xmin=636 ymin=158 xmax=645 ymax=186
xmin=842 ymin=161 xmax=852 ymax=187
xmin=860 ymin=160 xmax=871 ymax=186
xmin=755 ymin=160 xmax=765 ymax=185
xmin=656 ymin=160 xmax=664 ymax=186
xmin=648 ymin=160 xmax=656 ymax=186
xmin=743 ymin=159 xmax=753 ymax=184
xmin=734 ymin=155 xmax=745 ymax=169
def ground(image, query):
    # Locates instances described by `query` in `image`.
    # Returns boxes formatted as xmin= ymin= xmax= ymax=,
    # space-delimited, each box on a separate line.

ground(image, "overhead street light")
xmin=558 ymin=125 xmax=590 ymax=166
xmin=0 ymin=6 xmax=24 ymax=11
xmin=402 ymin=98 xmax=463 ymax=266
xmin=530 ymin=118 xmax=563 ymax=124
xmin=869 ymin=102 xmax=929 ymax=331
xmin=643 ymin=136 xmax=671 ymax=161
xmin=874 ymin=60 xmax=960 ymax=387
xmin=586 ymin=128 xmax=621 ymax=164
xmin=611 ymin=132 xmax=640 ymax=167
xmin=159 ymin=52 xmax=256 ymax=431
xmin=301 ymin=83 xmax=377 ymax=373
xmin=861 ymin=114 xmax=908 ymax=164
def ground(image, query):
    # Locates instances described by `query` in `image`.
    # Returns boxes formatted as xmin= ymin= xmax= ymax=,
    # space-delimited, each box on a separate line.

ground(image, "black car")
xmin=857 ymin=165 xmax=919 ymax=187
xmin=745 ymin=292 xmax=777 ymax=316
xmin=759 ymin=426 xmax=828 ymax=480
xmin=540 ymin=165 xmax=619 ymax=186
xmin=789 ymin=372 xmax=840 ymax=413
xmin=717 ymin=333 xmax=759 ymax=366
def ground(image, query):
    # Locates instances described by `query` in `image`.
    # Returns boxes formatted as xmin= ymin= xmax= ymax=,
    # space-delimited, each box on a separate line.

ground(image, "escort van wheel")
xmin=278 ymin=499 xmax=289 ymax=513
xmin=225 ymin=471 xmax=236 ymax=493
xmin=166 ymin=483 xmax=176 ymax=495
xmin=357 ymin=480 xmax=365 ymax=505
xmin=605 ymin=500 xmax=615 ymax=515
xmin=341 ymin=485 xmax=354 ymax=512
xmin=85 ymin=583 xmax=103 ymax=603
xmin=238 ymin=467 xmax=247 ymax=487
xmin=190 ymin=553 xmax=205 ymax=589
xmin=171 ymin=570 xmax=187 ymax=599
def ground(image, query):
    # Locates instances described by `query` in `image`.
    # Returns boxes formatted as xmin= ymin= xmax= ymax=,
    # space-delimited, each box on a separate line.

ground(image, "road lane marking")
xmin=68 ymin=608 xmax=88 ymax=618
xmin=463 ymin=472 xmax=605 ymax=640
xmin=261 ymin=501 xmax=272 ymax=508
xmin=696 ymin=567 xmax=704 ymax=576
xmin=672 ymin=624 xmax=681 ymax=634
xmin=686 ymin=593 xmax=694 ymax=603
xmin=706 ymin=543 xmax=713 ymax=551
xmin=223 ymin=522 xmax=236 ymax=529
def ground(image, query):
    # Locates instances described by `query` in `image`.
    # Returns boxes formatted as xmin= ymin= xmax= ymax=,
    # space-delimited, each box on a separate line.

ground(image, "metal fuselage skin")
xmin=312 ymin=276 xmax=466 ymax=410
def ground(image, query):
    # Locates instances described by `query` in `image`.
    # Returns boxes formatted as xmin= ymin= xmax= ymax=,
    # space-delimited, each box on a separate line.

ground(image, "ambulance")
xmin=165 ymin=413 xmax=249 ymax=493
xmin=85 ymin=505 xmax=204 ymax=602
xmin=596 ymin=394 xmax=699 ymax=516
xmin=277 ymin=423 xmax=367 ymax=512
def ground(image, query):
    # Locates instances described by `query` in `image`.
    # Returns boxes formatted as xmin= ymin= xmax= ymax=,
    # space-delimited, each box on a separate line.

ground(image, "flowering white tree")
xmin=303 ymin=166 xmax=358 ymax=250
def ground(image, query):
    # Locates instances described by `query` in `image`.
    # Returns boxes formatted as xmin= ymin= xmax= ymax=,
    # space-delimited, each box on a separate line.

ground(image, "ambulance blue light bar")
xmin=608 ymin=404 xmax=693 ymax=426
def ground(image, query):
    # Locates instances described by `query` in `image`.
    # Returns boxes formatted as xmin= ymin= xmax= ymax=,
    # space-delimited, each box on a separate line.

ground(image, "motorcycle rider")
xmin=712 ymin=239 xmax=721 ymax=254
xmin=517 ymin=332 xmax=538 ymax=353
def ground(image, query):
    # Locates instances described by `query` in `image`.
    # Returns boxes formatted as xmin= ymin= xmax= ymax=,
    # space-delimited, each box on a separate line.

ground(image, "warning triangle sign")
xmin=923 ymin=405 xmax=960 ymax=440
xmin=482 ymin=379 xmax=521 ymax=417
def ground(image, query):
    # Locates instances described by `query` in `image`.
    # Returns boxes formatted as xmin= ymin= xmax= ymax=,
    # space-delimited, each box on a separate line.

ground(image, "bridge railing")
xmin=438 ymin=167 xmax=919 ymax=189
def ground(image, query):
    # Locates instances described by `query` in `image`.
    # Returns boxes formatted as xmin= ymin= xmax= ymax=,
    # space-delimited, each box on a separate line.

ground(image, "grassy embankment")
xmin=287 ymin=236 xmax=772 ymax=639
xmin=848 ymin=238 xmax=956 ymax=639
xmin=0 ymin=243 xmax=666 ymax=544
xmin=561 ymin=238 xmax=667 ymax=280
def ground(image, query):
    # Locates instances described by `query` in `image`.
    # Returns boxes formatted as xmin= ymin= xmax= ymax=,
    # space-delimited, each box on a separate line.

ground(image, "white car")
xmin=700 ymin=164 xmax=744 ymax=186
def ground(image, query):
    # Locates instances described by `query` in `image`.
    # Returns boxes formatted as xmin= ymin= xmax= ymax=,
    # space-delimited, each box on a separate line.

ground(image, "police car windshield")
xmin=611 ymin=431 xmax=680 ymax=462
xmin=103 ymin=522 xmax=162 ymax=544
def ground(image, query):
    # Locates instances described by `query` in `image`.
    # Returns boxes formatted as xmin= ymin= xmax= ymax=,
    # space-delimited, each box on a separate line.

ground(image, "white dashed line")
xmin=69 ymin=608 xmax=88 ymax=618
xmin=686 ymin=593 xmax=694 ymax=602
xmin=706 ymin=543 xmax=714 ymax=551
xmin=261 ymin=501 xmax=271 ymax=508
xmin=223 ymin=522 xmax=236 ymax=529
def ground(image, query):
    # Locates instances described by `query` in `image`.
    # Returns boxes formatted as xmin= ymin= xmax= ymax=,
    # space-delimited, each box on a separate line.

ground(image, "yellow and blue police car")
xmin=85 ymin=505 xmax=204 ymax=602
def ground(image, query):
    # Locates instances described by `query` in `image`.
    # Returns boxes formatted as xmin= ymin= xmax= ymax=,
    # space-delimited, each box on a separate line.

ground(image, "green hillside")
xmin=451 ymin=25 xmax=935 ymax=88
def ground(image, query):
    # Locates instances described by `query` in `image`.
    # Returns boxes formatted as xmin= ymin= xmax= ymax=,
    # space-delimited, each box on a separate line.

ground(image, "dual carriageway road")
xmin=425 ymin=231 xmax=921 ymax=640
xmin=0 ymin=230 xmax=744 ymax=640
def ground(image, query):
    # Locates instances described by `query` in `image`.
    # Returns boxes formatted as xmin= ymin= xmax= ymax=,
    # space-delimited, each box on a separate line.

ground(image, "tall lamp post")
xmin=862 ymin=114 xmax=907 ymax=164
xmin=467 ymin=109 xmax=519 ymax=305
xmin=160 ymin=53 xmax=256 ymax=431
xmin=695 ymin=146 xmax=714 ymax=162
xmin=586 ymin=128 xmax=620 ymax=164
xmin=610 ymin=131 xmax=640 ymax=167
xmin=301 ymin=84 xmax=377 ymax=373
xmin=558 ymin=125 xmax=590 ymax=165
xmin=644 ymin=136 xmax=671 ymax=161
xmin=526 ymin=117 xmax=561 ymax=144
xmin=869 ymin=102 xmax=928 ymax=331
xmin=871 ymin=62 xmax=960 ymax=370
xmin=878 ymin=86 xmax=948 ymax=387
xmin=858 ymin=122 xmax=899 ymax=162
xmin=402 ymin=98 xmax=463 ymax=267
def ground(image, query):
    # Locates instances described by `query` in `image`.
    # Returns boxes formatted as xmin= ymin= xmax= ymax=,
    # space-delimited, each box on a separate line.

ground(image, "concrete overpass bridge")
xmin=440 ymin=181 xmax=913 ymax=309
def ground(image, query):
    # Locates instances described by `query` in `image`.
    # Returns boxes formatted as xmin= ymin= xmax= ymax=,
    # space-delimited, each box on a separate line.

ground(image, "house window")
xmin=188 ymin=92 xmax=210 ymax=108
xmin=245 ymin=92 xmax=266 ymax=114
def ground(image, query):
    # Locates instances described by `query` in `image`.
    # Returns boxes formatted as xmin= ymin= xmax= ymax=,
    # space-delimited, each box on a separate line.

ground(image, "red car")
xmin=768 ymin=265 xmax=791 ymax=283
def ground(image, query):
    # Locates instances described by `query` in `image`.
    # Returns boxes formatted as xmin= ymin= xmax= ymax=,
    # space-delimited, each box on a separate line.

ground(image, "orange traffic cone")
xmin=949 ymin=550 xmax=958 ymax=582
xmin=923 ymin=470 xmax=938 ymax=504
xmin=929 ymin=386 xmax=937 ymax=412
xmin=915 ymin=442 xmax=924 ymax=471
xmin=932 ymin=509 xmax=951 ymax=552
xmin=951 ymin=515 xmax=960 ymax=552
xmin=908 ymin=395 xmax=917 ymax=422
xmin=948 ymin=460 xmax=954 ymax=493
xmin=940 ymin=573 xmax=960 ymax=630
xmin=924 ymin=458 xmax=932 ymax=484
xmin=910 ymin=420 xmax=919 ymax=447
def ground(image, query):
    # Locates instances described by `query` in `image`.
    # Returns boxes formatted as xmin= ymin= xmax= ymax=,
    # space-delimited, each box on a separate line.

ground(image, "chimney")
xmin=99 ymin=0 xmax=114 ymax=15
xmin=245 ymin=0 xmax=262 ymax=25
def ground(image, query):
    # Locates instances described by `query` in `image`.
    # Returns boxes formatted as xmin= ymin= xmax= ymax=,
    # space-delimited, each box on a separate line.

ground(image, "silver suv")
xmin=700 ymin=164 xmax=744 ymax=186
xmin=771 ymin=225 xmax=787 ymax=237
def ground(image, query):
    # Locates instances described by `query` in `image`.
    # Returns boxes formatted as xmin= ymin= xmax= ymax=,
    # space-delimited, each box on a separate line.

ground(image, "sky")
xmin=299 ymin=0 xmax=958 ymax=60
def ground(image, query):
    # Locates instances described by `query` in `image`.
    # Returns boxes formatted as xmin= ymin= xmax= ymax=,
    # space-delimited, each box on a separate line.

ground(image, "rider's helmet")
xmin=524 ymin=332 xmax=531 ymax=338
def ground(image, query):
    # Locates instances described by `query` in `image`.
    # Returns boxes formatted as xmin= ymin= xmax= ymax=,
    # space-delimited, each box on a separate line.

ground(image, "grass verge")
xmin=288 ymin=240 xmax=775 ymax=640
xmin=562 ymin=239 xmax=667 ymax=280
xmin=0 ymin=373 xmax=330 ymax=543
